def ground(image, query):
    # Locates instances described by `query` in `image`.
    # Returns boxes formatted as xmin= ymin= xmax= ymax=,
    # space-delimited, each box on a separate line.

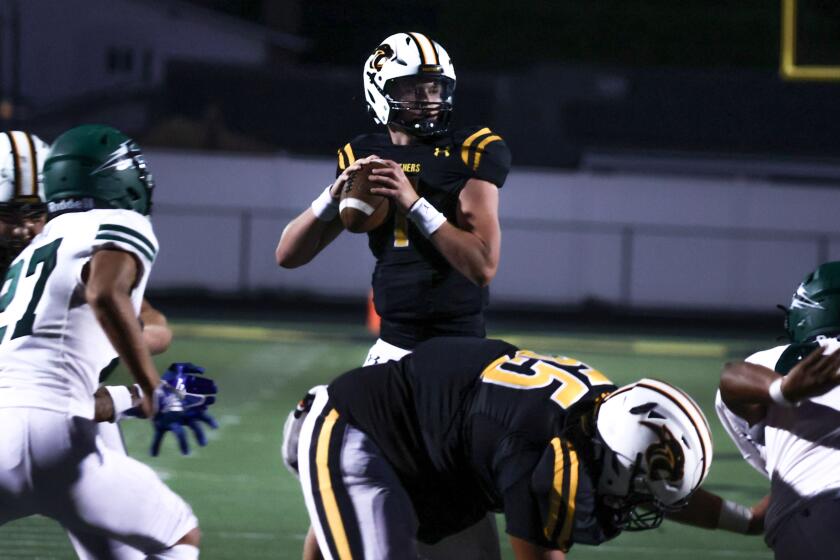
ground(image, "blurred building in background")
xmin=4 ymin=0 xmax=840 ymax=321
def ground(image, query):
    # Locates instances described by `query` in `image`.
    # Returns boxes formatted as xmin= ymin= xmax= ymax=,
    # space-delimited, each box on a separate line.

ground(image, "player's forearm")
xmin=140 ymin=299 xmax=172 ymax=354
xmin=275 ymin=211 xmax=343 ymax=268
xmin=431 ymin=222 xmax=499 ymax=286
xmin=719 ymin=362 xmax=777 ymax=423
xmin=89 ymin=292 xmax=159 ymax=415
xmin=666 ymin=487 xmax=723 ymax=529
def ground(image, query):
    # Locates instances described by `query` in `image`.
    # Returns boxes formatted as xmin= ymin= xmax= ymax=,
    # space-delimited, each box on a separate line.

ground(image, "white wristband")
xmin=769 ymin=378 xmax=797 ymax=407
xmin=717 ymin=499 xmax=752 ymax=533
xmin=310 ymin=184 xmax=340 ymax=221
xmin=105 ymin=385 xmax=133 ymax=422
xmin=406 ymin=197 xmax=446 ymax=238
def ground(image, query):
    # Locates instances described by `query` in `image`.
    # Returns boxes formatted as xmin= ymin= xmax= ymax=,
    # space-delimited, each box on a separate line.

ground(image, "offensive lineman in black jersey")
xmin=276 ymin=32 xmax=510 ymax=560
xmin=290 ymin=336 xmax=744 ymax=559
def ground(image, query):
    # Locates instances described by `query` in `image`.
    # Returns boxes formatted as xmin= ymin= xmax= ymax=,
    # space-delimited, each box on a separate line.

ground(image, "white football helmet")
xmin=363 ymin=32 xmax=456 ymax=137
xmin=0 ymin=130 xmax=50 ymax=204
xmin=595 ymin=378 xmax=713 ymax=530
xmin=0 ymin=131 xmax=50 ymax=267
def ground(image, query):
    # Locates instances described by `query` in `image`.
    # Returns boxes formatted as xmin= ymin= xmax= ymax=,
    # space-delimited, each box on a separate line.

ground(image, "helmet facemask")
xmin=89 ymin=139 xmax=155 ymax=215
xmin=383 ymin=75 xmax=455 ymax=138
xmin=0 ymin=199 xmax=47 ymax=271
xmin=596 ymin=439 xmax=687 ymax=532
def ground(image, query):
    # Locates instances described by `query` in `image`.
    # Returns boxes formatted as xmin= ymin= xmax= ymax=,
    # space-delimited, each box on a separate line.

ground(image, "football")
xmin=339 ymin=160 xmax=390 ymax=233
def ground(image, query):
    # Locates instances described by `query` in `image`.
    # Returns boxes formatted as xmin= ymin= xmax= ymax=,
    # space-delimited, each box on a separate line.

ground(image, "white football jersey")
xmin=0 ymin=209 xmax=158 ymax=418
xmin=717 ymin=337 xmax=840 ymax=541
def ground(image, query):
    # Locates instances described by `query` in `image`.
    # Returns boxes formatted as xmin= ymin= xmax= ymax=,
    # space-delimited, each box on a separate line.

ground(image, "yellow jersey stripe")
xmin=558 ymin=441 xmax=579 ymax=548
xmin=543 ymin=437 xmax=564 ymax=539
xmin=408 ymin=32 xmax=435 ymax=65
xmin=344 ymin=143 xmax=356 ymax=166
xmin=393 ymin=214 xmax=409 ymax=248
xmin=471 ymin=134 xmax=502 ymax=171
xmin=460 ymin=127 xmax=491 ymax=166
xmin=315 ymin=409 xmax=353 ymax=560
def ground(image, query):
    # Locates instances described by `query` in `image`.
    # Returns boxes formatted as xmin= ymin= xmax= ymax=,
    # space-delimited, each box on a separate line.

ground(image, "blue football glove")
xmin=151 ymin=362 xmax=219 ymax=456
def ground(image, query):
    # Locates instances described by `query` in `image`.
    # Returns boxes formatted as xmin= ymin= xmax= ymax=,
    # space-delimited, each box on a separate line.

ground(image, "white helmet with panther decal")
xmin=595 ymin=378 xmax=713 ymax=530
xmin=362 ymin=32 xmax=456 ymax=137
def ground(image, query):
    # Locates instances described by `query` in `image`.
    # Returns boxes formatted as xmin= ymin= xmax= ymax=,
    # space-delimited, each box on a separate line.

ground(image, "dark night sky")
xmin=185 ymin=0 xmax=799 ymax=70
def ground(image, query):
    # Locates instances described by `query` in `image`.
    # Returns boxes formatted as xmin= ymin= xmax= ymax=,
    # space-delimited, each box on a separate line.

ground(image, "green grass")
xmin=0 ymin=320 xmax=773 ymax=559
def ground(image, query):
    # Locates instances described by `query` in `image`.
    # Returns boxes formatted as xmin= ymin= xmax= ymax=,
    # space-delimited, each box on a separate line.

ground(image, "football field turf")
xmin=0 ymin=318 xmax=773 ymax=559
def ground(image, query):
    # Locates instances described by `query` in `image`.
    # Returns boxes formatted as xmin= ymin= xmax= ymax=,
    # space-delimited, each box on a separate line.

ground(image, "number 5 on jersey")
xmin=481 ymin=350 xmax=612 ymax=409
xmin=0 ymin=238 xmax=63 ymax=342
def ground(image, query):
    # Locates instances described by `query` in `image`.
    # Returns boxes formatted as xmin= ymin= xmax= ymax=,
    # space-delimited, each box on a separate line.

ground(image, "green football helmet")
xmin=785 ymin=261 xmax=840 ymax=343
xmin=43 ymin=124 xmax=153 ymax=216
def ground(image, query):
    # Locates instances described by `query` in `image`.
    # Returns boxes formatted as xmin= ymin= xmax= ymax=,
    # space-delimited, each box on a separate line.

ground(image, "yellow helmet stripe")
xmin=472 ymin=134 xmax=502 ymax=171
xmin=5 ymin=131 xmax=22 ymax=198
xmin=23 ymin=132 xmax=39 ymax=198
xmin=408 ymin=32 xmax=437 ymax=65
xmin=460 ymin=127 xmax=491 ymax=166
xmin=337 ymin=149 xmax=346 ymax=171
xmin=315 ymin=408 xmax=354 ymax=560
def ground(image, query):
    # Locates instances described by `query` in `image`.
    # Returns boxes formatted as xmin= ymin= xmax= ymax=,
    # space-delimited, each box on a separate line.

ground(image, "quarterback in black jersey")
xmin=335 ymin=123 xmax=509 ymax=348
xmin=291 ymin=336 xmax=738 ymax=559
xmin=276 ymin=32 xmax=511 ymax=352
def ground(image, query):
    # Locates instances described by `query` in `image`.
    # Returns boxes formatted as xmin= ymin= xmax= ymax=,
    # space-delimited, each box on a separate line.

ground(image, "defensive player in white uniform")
xmin=0 ymin=129 xmax=200 ymax=559
xmin=717 ymin=261 xmax=840 ymax=560
xmin=0 ymin=125 xmax=216 ymax=559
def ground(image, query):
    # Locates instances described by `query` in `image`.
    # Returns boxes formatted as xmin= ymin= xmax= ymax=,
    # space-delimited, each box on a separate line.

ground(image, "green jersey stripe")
xmin=95 ymin=233 xmax=156 ymax=262
xmin=98 ymin=224 xmax=157 ymax=255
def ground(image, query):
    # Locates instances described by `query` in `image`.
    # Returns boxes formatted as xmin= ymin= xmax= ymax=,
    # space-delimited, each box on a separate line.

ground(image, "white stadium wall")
xmin=147 ymin=148 xmax=840 ymax=312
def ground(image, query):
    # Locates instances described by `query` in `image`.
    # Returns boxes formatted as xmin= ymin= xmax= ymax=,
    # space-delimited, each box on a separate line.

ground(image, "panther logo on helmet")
xmin=641 ymin=422 xmax=685 ymax=483
xmin=370 ymin=44 xmax=395 ymax=72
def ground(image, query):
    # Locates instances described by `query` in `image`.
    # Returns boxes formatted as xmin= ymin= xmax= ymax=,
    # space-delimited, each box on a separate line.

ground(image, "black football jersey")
xmin=335 ymin=127 xmax=511 ymax=345
xmin=327 ymin=337 xmax=618 ymax=549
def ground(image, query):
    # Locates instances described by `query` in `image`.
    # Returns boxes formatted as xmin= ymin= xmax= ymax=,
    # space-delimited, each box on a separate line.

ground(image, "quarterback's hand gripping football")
xmin=368 ymin=159 xmax=420 ymax=213
xmin=151 ymin=362 xmax=219 ymax=456
xmin=331 ymin=154 xmax=382 ymax=198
